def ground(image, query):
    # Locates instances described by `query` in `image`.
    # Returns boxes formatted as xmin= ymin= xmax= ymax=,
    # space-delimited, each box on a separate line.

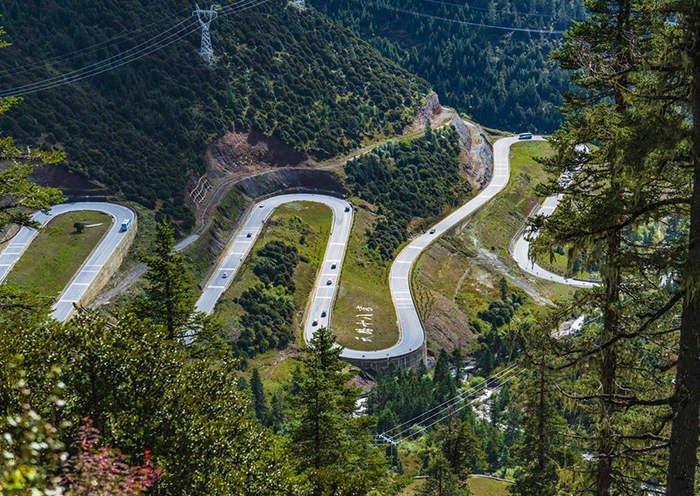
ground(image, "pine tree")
xmin=250 ymin=368 xmax=270 ymax=426
xmin=529 ymin=0 xmax=680 ymax=491
xmin=433 ymin=349 xmax=456 ymax=401
xmin=287 ymin=327 xmax=387 ymax=495
xmin=136 ymin=219 xmax=195 ymax=339
xmin=419 ymin=420 xmax=484 ymax=496
xmin=650 ymin=0 xmax=700 ymax=490
xmin=270 ymin=393 xmax=285 ymax=433
xmin=510 ymin=329 xmax=566 ymax=496
xmin=451 ymin=347 xmax=465 ymax=383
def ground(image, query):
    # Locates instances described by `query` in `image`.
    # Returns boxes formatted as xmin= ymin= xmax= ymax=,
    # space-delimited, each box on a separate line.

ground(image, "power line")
xmin=0 ymin=0 xmax=258 ymax=96
xmin=0 ymin=11 xmax=192 ymax=79
xmin=0 ymin=0 xmax=271 ymax=97
xmin=379 ymin=363 xmax=520 ymax=437
xmin=375 ymin=365 xmax=523 ymax=445
xmin=401 ymin=371 xmax=519 ymax=442
xmin=358 ymin=0 xmax=566 ymax=35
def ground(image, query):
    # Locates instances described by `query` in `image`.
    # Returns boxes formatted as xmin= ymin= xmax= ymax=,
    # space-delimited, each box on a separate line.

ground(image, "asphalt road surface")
xmin=507 ymin=137 xmax=598 ymax=289
xmin=193 ymin=139 xmax=570 ymax=361
xmin=339 ymin=136 xmax=518 ymax=361
xmin=0 ymin=202 xmax=135 ymax=321
xmin=194 ymin=195 xmax=354 ymax=340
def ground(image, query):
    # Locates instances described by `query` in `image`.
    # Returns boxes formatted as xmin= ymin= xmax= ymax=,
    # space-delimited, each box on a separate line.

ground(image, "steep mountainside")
xmin=0 ymin=0 xmax=429 ymax=225
xmin=311 ymin=0 xmax=585 ymax=133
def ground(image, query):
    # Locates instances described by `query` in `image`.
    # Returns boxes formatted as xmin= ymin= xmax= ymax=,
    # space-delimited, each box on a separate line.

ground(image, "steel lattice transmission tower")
xmin=293 ymin=0 xmax=305 ymax=9
xmin=193 ymin=4 xmax=218 ymax=65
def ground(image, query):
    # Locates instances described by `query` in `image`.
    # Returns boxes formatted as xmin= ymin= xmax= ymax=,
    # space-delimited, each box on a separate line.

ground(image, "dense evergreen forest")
xmin=311 ymin=0 xmax=585 ymax=133
xmin=0 ymin=0 xmax=429 ymax=225
xmin=345 ymin=125 xmax=470 ymax=260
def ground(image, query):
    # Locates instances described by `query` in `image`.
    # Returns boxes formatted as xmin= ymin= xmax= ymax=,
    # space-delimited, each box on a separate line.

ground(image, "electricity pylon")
xmin=292 ymin=0 xmax=305 ymax=9
xmin=193 ymin=4 xmax=217 ymax=65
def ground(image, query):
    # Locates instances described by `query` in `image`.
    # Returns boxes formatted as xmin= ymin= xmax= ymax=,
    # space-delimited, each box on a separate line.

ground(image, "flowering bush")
xmin=61 ymin=418 xmax=161 ymax=495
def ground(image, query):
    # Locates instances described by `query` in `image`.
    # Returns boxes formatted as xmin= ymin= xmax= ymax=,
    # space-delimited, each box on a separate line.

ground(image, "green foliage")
xmin=235 ymin=283 xmax=296 ymax=355
xmin=0 ymin=0 xmax=428 ymax=223
xmin=366 ymin=352 xmax=460 ymax=433
xmin=287 ymin=327 xmax=388 ymax=495
xmin=419 ymin=420 xmax=485 ymax=496
xmin=134 ymin=219 xmax=196 ymax=339
xmin=250 ymin=368 xmax=270 ymax=427
xmin=521 ymin=0 xmax=692 ymax=491
xmin=508 ymin=334 xmax=566 ymax=496
xmin=0 ymin=310 xmax=305 ymax=495
xmin=252 ymin=239 xmax=300 ymax=291
xmin=223 ymin=210 xmax=330 ymax=359
xmin=345 ymin=127 xmax=470 ymax=260
xmin=0 ymin=362 xmax=65 ymax=495
xmin=473 ymin=281 xmax=526 ymax=376
xmin=312 ymin=0 xmax=585 ymax=133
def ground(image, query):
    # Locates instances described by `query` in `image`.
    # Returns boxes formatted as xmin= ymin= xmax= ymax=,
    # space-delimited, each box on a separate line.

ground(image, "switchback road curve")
xmin=342 ymin=136 xmax=517 ymax=367
xmin=507 ymin=137 xmax=598 ymax=289
xmin=0 ymin=202 xmax=135 ymax=322
xmin=194 ymin=139 xmax=519 ymax=367
xmin=194 ymin=193 xmax=354 ymax=336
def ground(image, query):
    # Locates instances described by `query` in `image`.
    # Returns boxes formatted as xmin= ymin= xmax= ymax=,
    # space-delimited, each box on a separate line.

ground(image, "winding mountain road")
xmin=193 ymin=136 xmax=595 ymax=365
xmin=0 ymin=202 xmax=135 ymax=322
xmin=192 ymin=139 xmax=516 ymax=363
xmin=194 ymin=194 xmax=353 ymax=320
xmin=507 ymin=138 xmax=598 ymax=289
xmin=0 ymin=136 xmax=594 ymax=365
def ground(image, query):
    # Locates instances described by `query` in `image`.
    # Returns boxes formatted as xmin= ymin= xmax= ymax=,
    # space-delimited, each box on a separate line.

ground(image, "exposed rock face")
xmin=206 ymin=130 xmax=308 ymax=180
xmin=412 ymin=93 xmax=442 ymax=128
xmin=450 ymin=114 xmax=493 ymax=189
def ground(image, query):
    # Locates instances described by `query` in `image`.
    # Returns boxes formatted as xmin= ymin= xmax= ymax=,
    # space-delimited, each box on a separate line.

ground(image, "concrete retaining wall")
xmin=75 ymin=214 xmax=137 ymax=313
xmin=343 ymin=344 xmax=427 ymax=372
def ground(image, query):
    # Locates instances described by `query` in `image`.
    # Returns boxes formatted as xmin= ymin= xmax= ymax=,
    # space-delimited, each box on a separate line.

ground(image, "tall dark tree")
xmin=136 ymin=219 xmax=195 ymax=340
xmin=287 ymin=327 xmax=387 ymax=495
xmin=529 ymin=0 xmax=682 ymax=491
xmin=653 ymin=0 xmax=700 ymax=491
xmin=510 ymin=326 xmax=566 ymax=496
xmin=250 ymin=368 xmax=270 ymax=426
xmin=419 ymin=420 xmax=484 ymax=496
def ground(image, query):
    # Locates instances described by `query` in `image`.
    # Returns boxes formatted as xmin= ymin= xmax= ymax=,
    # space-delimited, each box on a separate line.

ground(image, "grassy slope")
xmin=468 ymin=476 xmax=512 ymax=496
xmin=399 ymin=476 xmax=511 ymax=496
xmin=333 ymin=202 xmax=398 ymax=351
xmin=412 ymin=140 xmax=575 ymax=350
xmin=6 ymin=211 xmax=111 ymax=298
xmin=212 ymin=201 xmax=333 ymax=335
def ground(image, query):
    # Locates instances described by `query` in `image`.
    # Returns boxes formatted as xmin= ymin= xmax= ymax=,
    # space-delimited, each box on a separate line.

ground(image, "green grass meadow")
xmin=6 ymin=211 xmax=112 ymax=298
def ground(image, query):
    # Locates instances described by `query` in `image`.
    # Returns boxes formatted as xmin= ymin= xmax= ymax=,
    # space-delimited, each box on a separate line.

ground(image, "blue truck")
xmin=120 ymin=218 xmax=131 ymax=232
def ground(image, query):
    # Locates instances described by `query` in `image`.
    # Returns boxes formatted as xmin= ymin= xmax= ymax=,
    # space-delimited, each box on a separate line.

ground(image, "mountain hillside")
xmin=0 ymin=0 xmax=429 ymax=225
xmin=311 ymin=0 xmax=585 ymax=133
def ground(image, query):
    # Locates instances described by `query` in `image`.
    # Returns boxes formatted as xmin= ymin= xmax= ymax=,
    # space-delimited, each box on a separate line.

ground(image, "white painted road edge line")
xmin=0 ymin=202 xmax=136 ymax=322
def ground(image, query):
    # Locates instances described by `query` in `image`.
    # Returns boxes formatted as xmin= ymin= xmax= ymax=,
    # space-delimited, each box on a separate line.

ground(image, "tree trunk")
xmin=667 ymin=42 xmax=700 ymax=495
xmin=596 ymin=229 xmax=621 ymax=496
